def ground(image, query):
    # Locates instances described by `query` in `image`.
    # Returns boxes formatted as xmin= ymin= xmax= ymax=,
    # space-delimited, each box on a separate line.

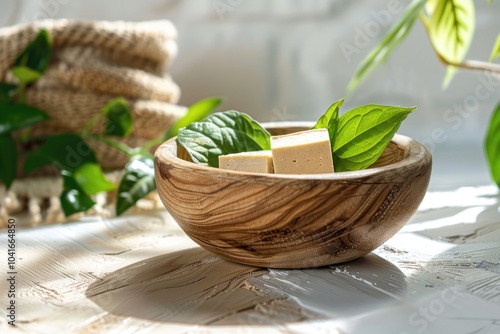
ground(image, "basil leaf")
xmin=60 ymin=171 xmax=96 ymax=216
xmin=15 ymin=28 xmax=51 ymax=75
xmin=347 ymin=0 xmax=426 ymax=92
xmin=73 ymin=162 xmax=115 ymax=195
xmin=12 ymin=66 xmax=42 ymax=84
xmin=102 ymin=98 xmax=133 ymax=137
xmin=0 ymin=103 xmax=50 ymax=135
xmin=116 ymin=155 xmax=156 ymax=216
xmin=313 ymin=98 xmax=343 ymax=149
xmin=0 ymin=83 xmax=17 ymax=105
xmin=25 ymin=134 xmax=97 ymax=173
xmin=429 ymin=0 xmax=475 ymax=65
xmin=164 ymin=97 xmax=222 ymax=141
xmin=489 ymin=33 xmax=500 ymax=62
xmin=177 ymin=111 xmax=271 ymax=167
xmin=333 ymin=105 xmax=416 ymax=171
xmin=0 ymin=134 xmax=17 ymax=189
xmin=485 ymin=102 xmax=500 ymax=187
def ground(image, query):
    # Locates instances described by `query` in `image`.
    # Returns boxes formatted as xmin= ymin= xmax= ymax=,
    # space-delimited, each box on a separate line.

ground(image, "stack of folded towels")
xmin=0 ymin=19 xmax=185 ymax=171
xmin=0 ymin=19 xmax=185 ymax=225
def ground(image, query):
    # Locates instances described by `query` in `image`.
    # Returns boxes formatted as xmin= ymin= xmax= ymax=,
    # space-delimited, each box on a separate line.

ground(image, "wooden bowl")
xmin=154 ymin=122 xmax=432 ymax=268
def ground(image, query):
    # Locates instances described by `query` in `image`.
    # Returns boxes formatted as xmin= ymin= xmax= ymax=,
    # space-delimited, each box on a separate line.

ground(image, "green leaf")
xmin=0 ymin=83 xmax=17 ymax=105
xmin=15 ymin=28 xmax=51 ymax=75
xmin=177 ymin=111 xmax=271 ymax=167
xmin=25 ymin=134 xmax=97 ymax=173
xmin=347 ymin=0 xmax=426 ymax=92
xmin=429 ymin=0 xmax=475 ymax=64
xmin=0 ymin=134 xmax=17 ymax=189
xmin=313 ymin=98 xmax=344 ymax=149
xmin=333 ymin=105 xmax=416 ymax=171
xmin=12 ymin=66 xmax=42 ymax=84
xmin=485 ymin=102 xmax=500 ymax=187
xmin=442 ymin=65 xmax=457 ymax=88
xmin=164 ymin=97 xmax=222 ymax=140
xmin=489 ymin=33 xmax=500 ymax=62
xmin=116 ymin=156 xmax=156 ymax=215
xmin=0 ymin=103 xmax=50 ymax=135
xmin=73 ymin=162 xmax=115 ymax=195
xmin=102 ymin=98 xmax=133 ymax=137
xmin=60 ymin=171 xmax=96 ymax=216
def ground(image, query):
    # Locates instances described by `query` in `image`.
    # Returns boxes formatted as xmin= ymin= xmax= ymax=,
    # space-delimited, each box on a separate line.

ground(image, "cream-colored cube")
xmin=271 ymin=129 xmax=334 ymax=174
xmin=219 ymin=150 xmax=274 ymax=173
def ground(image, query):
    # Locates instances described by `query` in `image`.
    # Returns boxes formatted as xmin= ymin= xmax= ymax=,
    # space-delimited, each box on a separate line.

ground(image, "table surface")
xmin=1 ymin=184 xmax=500 ymax=334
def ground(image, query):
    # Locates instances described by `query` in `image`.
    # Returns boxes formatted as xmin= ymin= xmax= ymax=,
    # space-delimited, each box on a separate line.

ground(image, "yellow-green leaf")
xmin=12 ymin=66 xmax=42 ymax=84
xmin=72 ymin=163 xmax=115 ymax=195
xmin=485 ymin=102 xmax=500 ymax=187
xmin=489 ymin=33 xmax=500 ymax=62
xmin=429 ymin=0 xmax=475 ymax=64
xmin=164 ymin=97 xmax=222 ymax=141
xmin=347 ymin=0 xmax=426 ymax=93
xmin=313 ymin=98 xmax=343 ymax=150
xmin=333 ymin=105 xmax=416 ymax=171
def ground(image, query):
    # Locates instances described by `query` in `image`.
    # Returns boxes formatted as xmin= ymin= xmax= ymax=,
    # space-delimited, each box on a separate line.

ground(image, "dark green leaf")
xmin=0 ymin=83 xmax=17 ymax=105
xmin=485 ymin=102 xmax=500 ymax=187
xmin=25 ymin=134 xmax=97 ymax=173
xmin=177 ymin=111 xmax=271 ymax=167
xmin=12 ymin=66 xmax=42 ymax=84
xmin=429 ymin=0 xmax=475 ymax=64
xmin=102 ymin=98 xmax=133 ymax=137
xmin=0 ymin=103 xmax=50 ymax=135
xmin=116 ymin=156 xmax=156 ymax=215
xmin=73 ymin=162 xmax=115 ymax=195
xmin=347 ymin=0 xmax=426 ymax=92
xmin=333 ymin=105 xmax=416 ymax=171
xmin=164 ymin=97 xmax=223 ymax=140
xmin=313 ymin=98 xmax=344 ymax=149
xmin=0 ymin=134 xmax=17 ymax=189
xmin=60 ymin=171 xmax=96 ymax=216
xmin=15 ymin=28 xmax=51 ymax=75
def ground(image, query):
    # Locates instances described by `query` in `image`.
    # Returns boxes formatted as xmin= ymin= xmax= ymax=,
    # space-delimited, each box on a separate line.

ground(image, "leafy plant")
xmin=348 ymin=0 xmax=500 ymax=187
xmin=0 ymin=28 xmax=222 ymax=216
xmin=177 ymin=111 xmax=271 ymax=167
xmin=178 ymin=102 xmax=414 ymax=171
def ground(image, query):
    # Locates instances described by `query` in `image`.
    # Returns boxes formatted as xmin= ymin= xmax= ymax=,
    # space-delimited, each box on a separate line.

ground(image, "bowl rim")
xmin=155 ymin=121 xmax=431 ymax=181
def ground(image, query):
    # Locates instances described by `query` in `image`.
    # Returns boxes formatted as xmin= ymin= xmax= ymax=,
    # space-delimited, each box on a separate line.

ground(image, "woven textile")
xmin=0 ymin=19 xmax=185 ymax=225
xmin=0 ymin=19 xmax=185 ymax=171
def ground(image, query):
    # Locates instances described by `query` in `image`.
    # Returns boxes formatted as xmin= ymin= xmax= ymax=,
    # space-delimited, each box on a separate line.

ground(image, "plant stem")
xmin=436 ymin=54 xmax=500 ymax=74
xmin=86 ymin=134 xmax=137 ymax=158
xmin=82 ymin=113 xmax=103 ymax=136
xmin=140 ymin=137 xmax=164 ymax=153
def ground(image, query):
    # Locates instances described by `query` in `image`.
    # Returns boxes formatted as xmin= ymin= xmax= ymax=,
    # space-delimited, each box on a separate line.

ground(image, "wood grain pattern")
xmin=155 ymin=123 xmax=432 ymax=268
xmin=2 ymin=185 xmax=500 ymax=333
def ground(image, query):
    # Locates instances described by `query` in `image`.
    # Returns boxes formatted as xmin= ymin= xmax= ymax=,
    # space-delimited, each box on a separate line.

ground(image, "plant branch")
xmin=436 ymin=53 xmax=500 ymax=74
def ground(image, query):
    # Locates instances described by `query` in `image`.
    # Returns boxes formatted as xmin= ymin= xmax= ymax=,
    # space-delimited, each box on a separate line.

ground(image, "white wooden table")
xmin=1 ymin=184 xmax=500 ymax=334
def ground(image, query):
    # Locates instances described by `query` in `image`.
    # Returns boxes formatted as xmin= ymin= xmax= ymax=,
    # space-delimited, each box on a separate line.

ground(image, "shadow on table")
xmin=86 ymin=247 xmax=407 ymax=326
